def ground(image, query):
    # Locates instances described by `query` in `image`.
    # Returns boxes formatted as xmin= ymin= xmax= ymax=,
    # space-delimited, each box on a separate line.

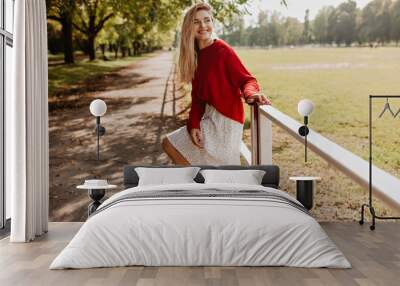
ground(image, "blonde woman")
xmin=162 ymin=2 xmax=271 ymax=165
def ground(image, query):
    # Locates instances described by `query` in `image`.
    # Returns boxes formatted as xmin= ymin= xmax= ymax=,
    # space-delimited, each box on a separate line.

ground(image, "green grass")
xmin=238 ymin=47 xmax=400 ymax=177
xmin=48 ymin=52 xmax=154 ymax=95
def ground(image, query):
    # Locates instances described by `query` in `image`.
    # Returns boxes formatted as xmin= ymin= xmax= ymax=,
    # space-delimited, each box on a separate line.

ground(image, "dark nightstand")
xmin=289 ymin=176 xmax=321 ymax=210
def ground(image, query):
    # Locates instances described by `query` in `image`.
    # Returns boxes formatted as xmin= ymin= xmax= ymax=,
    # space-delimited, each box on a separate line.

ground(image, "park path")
xmin=49 ymin=51 xmax=188 ymax=221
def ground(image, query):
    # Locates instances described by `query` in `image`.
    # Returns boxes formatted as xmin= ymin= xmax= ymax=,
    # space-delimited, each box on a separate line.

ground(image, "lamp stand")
xmin=94 ymin=116 xmax=106 ymax=162
xmin=298 ymin=116 xmax=309 ymax=163
xmin=96 ymin=117 xmax=100 ymax=161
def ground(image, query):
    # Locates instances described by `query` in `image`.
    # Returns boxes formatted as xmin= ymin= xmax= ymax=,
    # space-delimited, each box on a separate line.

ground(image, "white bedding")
xmin=50 ymin=183 xmax=351 ymax=269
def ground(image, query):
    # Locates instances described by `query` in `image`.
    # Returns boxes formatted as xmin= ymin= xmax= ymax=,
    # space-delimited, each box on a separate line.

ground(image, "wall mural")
xmin=46 ymin=0 xmax=400 ymax=222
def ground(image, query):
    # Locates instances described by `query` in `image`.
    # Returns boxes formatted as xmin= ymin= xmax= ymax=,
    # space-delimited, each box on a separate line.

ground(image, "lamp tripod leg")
xmin=305 ymin=134 xmax=307 ymax=162
xmin=359 ymin=203 xmax=368 ymax=225
xmin=370 ymin=206 xmax=376 ymax=231
xmin=97 ymin=128 xmax=100 ymax=161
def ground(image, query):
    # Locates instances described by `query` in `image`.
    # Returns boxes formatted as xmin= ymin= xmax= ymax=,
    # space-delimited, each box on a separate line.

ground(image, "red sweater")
xmin=187 ymin=39 xmax=260 ymax=133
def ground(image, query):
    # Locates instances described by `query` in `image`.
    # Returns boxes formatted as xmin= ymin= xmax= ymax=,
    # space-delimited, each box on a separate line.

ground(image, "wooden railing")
xmin=241 ymin=104 xmax=400 ymax=212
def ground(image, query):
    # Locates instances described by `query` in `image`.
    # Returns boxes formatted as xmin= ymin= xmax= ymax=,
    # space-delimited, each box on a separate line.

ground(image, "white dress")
xmin=166 ymin=103 xmax=243 ymax=165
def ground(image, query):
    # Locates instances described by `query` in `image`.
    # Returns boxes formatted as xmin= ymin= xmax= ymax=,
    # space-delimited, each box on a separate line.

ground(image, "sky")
xmin=244 ymin=0 xmax=372 ymax=25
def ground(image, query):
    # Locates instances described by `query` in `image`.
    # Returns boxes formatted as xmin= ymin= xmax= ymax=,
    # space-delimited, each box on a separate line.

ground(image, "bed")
xmin=50 ymin=165 xmax=351 ymax=269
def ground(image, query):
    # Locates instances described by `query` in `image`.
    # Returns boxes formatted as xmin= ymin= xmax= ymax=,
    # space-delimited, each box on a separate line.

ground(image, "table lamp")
xmin=297 ymin=99 xmax=314 ymax=163
xmin=89 ymin=99 xmax=107 ymax=161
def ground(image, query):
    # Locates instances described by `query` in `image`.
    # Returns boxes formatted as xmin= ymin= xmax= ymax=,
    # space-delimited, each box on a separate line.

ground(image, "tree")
xmin=269 ymin=11 xmax=285 ymax=46
xmin=334 ymin=0 xmax=358 ymax=46
xmin=97 ymin=16 xmax=119 ymax=59
xmin=220 ymin=15 xmax=245 ymax=46
xmin=46 ymin=0 xmax=76 ymax=63
xmin=73 ymin=0 xmax=116 ymax=60
xmin=313 ymin=6 xmax=334 ymax=44
xmin=284 ymin=17 xmax=303 ymax=46
xmin=391 ymin=0 xmax=400 ymax=44
xmin=115 ymin=0 xmax=185 ymax=55
xmin=326 ymin=6 xmax=338 ymax=44
xmin=378 ymin=0 xmax=392 ymax=43
xmin=257 ymin=10 xmax=269 ymax=46
xmin=246 ymin=26 xmax=260 ymax=46
xmin=302 ymin=9 xmax=311 ymax=44
xmin=360 ymin=0 xmax=392 ymax=44
xmin=355 ymin=7 xmax=364 ymax=44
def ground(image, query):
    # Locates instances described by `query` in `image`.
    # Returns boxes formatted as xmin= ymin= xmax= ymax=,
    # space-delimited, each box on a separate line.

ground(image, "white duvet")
xmin=50 ymin=183 xmax=351 ymax=269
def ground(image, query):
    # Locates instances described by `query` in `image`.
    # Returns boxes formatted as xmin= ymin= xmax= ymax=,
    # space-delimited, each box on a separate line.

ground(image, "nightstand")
xmin=77 ymin=180 xmax=117 ymax=216
xmin=289 ymin=176 xmax=321 ymax=210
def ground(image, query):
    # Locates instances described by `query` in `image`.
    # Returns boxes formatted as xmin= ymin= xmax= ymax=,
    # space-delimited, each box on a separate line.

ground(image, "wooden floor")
xmin=0 ymin=222 xmax=399 ymax=286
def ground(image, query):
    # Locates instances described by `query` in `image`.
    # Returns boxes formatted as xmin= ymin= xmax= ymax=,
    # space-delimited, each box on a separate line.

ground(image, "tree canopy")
xmin=47 ymin=0 xmax=258 ymax=63
xmin=220 ymin=0 xmax=400 ymax=47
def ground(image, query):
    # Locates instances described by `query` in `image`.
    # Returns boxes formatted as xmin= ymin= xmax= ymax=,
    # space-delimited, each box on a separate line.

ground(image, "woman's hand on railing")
xmin=190 ymin=128 xmax=204 ymax=149
xmin=245 ymin=93 xmax=271 ymax=105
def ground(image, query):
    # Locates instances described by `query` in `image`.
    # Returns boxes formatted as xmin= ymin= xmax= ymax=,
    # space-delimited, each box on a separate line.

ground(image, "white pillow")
xmin=135 ymin=167 xmax=201 ymax=186
xmin=200 ymin=169 xmax=266 ymax=185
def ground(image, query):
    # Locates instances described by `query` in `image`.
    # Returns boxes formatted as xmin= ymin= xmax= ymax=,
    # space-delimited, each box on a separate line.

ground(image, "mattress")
xmin=50 ymin=183 xmax=351 ymax=269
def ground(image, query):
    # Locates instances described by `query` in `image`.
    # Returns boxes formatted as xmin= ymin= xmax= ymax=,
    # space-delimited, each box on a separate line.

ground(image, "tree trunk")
xmin=87 ymin=15 xmax=97 ymax=61
xmin=88 ymin=34 xmax=96 ymax=61
xmin=61 ymin=16 xmax=74 ymax=64
xmin=100 ymin=44 xmax=107 ymax=60
xmin=114 ymin=44 xmax=119 ymax=59
xmin=132 ymin=41 xmax=140 ymax=56
xmin=132 ymin=41 xmax=137 ymax=56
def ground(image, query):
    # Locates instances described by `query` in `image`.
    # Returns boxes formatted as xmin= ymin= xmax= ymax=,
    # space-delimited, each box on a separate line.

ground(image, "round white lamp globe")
xmin=298 ymin=99 xmax=314 ymax=117
xmin=90 ymin=99 xmax=107 ymax=117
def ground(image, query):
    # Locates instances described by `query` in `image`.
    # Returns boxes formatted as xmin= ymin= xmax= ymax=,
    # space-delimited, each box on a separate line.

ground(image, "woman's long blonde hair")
xmin=178 ymin=2 xmax=214 ymax=84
